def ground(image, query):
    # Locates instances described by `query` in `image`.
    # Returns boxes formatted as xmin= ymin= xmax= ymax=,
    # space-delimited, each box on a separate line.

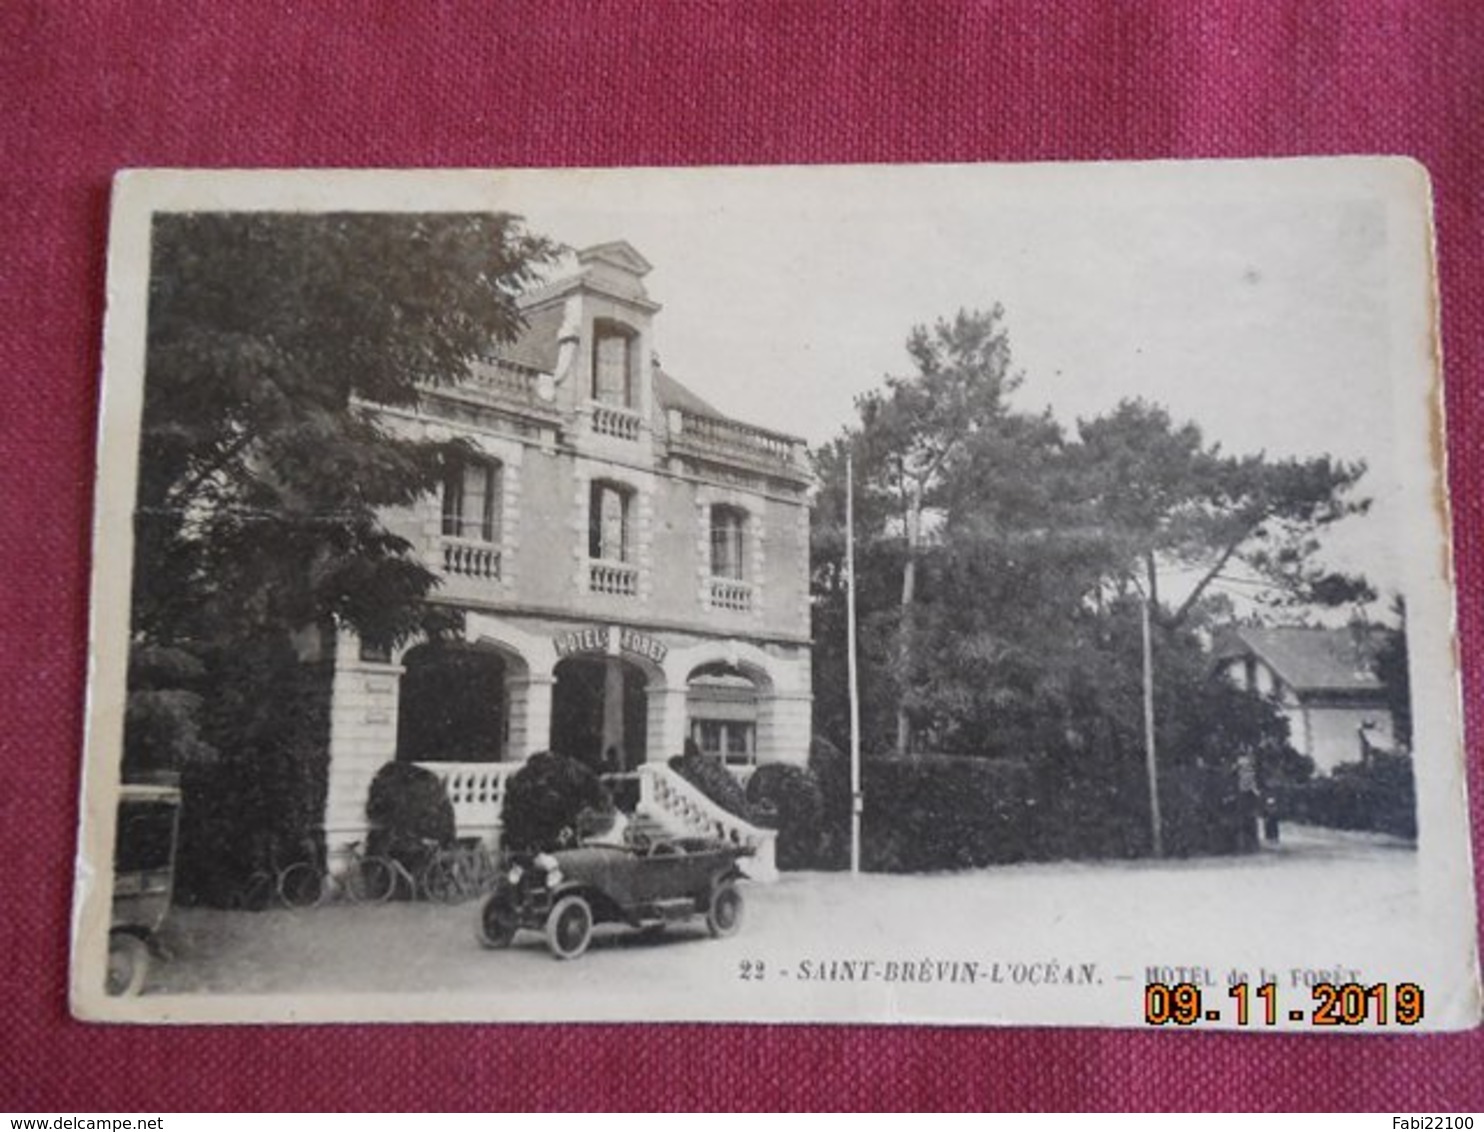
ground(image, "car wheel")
xmin=545 ymin=894 xmax=594 ymax=960
xmin=706 ymin=881 xmax=743 ymax=938
xmin=476 ymin=893 xmax=519 ymax=950
xmin=106 ymin=931 xmax=150 ymax=996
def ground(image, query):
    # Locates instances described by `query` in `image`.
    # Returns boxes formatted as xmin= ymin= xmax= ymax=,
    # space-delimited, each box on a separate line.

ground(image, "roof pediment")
xmin=577 ymin=241 xmax=652 ymax=277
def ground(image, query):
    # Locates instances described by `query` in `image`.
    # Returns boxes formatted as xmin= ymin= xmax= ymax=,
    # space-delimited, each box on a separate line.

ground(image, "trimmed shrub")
xmin=668 ymin=751 xmax=757 ymax=822
xmin=502 ymin=751 xmax=613 ymax=852
xmin=365 ymin=762 xmax=457 ymax=873
xmin=745 ymin=763 xmax=825 ymax=870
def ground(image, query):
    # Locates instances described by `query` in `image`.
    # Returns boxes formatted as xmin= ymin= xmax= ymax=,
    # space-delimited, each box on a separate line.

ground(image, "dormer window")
xmin=592 ymin=320 xmax=636 ymax=408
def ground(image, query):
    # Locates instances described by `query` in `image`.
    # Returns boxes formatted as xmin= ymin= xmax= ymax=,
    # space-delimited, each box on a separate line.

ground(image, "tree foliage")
xmin=134 ymin=212 xmax=558 ymax=657
xmin=812 ymin=306 xmax=1373 ymax=844
xmin=127 ymin=213 xmax=558 ymax=897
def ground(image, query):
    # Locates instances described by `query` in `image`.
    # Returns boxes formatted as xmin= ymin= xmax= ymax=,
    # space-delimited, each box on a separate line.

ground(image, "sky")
xmin=491 ymin=161 xmax=1429 ymax=607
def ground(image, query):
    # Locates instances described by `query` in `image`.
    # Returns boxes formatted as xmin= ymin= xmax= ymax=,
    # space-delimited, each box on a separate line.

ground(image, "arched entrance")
xmin=397 ymin=641 xmax=518 ymax=763
xmin=550 ymin=656 xmax=649 ymax=773
xmin=687 ymin=662 xmax=763 ymax=769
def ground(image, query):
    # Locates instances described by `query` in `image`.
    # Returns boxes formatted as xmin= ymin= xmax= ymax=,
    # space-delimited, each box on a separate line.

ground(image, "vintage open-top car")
xmin=476 ymin=836 xmax=749 ymax=959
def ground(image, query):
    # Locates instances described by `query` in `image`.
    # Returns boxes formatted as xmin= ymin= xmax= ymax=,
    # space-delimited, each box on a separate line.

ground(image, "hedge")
xmin=1276 ymin=752 xmax=1416 ymax=840
xmin=808 ymin=741 xmax=1253 ymax=871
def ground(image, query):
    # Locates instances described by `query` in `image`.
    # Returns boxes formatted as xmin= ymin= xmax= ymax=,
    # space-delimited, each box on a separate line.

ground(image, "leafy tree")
xmin=135 ymin=212 xmax=557 ymax=657
xmin=128 ymin=212 xmax=558 ymax=895
xmin=834 ymin=308 xmax=1021 ymax=754
xmin=1373 ymin=597 xmax=1412 ymax=750
xmin=1068 ymin=399 xmax=1372 ymax=627
xmin=813 ymin=312 xmax=1364 ymax=859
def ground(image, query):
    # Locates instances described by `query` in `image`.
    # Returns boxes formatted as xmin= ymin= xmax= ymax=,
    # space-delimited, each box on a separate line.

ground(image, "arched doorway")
xmin=550 ymin=656 xmax=649 ymax=773
xmin=686 ymin=663 xmax=762 ymax=769
xmin=397 ymin=642 xmax=512 ymax=763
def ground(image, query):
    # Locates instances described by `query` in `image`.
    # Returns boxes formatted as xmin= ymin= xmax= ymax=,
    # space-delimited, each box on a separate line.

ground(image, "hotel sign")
xmin=554 ymin=624 xmax=669 ymax=665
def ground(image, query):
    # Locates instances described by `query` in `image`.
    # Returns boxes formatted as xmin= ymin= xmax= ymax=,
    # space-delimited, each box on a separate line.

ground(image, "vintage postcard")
xmin=73 ymin=161 xmax=1479 ymax=1029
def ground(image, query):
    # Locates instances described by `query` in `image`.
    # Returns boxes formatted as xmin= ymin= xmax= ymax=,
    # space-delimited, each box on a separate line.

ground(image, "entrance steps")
xmin=414 ymin=759 xmax=778 ymax=883
xmin=632 ymin=764 xmax=778 ymax=882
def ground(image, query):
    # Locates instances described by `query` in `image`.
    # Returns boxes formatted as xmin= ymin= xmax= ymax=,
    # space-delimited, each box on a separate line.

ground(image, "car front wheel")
xmin=706 ymin=881 xmax=743 ymax=938
xmin=476 ymin=893 xmax=519 ymax=949
xmin=545 ymin=894 xmax=594 ymax=960
xmin=106 ymin=931 xmax=150 ymax=996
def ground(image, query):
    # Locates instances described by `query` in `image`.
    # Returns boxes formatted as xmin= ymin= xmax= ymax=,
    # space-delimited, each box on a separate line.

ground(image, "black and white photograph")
xmin=72 ymin=162 xmax=1477 ymax=1028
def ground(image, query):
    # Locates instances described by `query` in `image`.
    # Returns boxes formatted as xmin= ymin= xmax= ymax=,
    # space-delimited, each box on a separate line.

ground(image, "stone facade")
xmin=321 ymin=242 xmax=814 ymax=852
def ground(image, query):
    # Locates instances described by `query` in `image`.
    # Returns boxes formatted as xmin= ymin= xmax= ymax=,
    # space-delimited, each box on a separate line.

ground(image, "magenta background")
xmin=2 ymin=0 xmax=1481 ymax=1111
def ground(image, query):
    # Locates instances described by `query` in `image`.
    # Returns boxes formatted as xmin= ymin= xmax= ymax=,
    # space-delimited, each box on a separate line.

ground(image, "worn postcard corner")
xmin=73 ymin=160 xmax=1479 ymax=1030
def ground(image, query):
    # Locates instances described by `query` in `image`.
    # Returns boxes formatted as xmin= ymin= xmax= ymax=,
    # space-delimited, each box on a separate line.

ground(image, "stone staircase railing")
xmin=418 ymin=760 xmax=779 ymax=882
xmin=635 ymin=764 xmax=778 ymax=882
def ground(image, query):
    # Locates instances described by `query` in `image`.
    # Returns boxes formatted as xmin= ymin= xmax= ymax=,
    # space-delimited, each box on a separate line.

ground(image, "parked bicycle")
xmin=418 ymin=838 xmax=501 ymax=905
xmin=276 ymin=840 xmax=415 ymax=909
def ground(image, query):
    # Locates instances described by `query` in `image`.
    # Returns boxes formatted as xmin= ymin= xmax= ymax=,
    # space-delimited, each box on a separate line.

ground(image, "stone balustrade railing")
xmin=709 ymin=577 xmax=754 ymax=612
xmin=589 ymin=400 xmax=643 ymax=441
xmin=467 ymin=357 xmax=548 ymax=404
xmin=669 ymin=408 xmax=807 ymax=475
xmin=636 ymin=764 xmax=778 ymax=882
xmin=441 ymin=537 xmax=502 ymax=580
xmin=589 ymin=560 xmax=638 ymax=596
xmin=415 ymin=761 xmax=524 ymax=847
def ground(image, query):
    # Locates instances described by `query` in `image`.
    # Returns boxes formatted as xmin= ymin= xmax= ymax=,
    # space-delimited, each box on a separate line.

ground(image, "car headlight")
xmin=533 ymin=853 xmax=558 ymax=871
xmin=545 ymin=868 xmax=564 ymax=889
xmin=506 ymin=865 xmax=524 ymax=885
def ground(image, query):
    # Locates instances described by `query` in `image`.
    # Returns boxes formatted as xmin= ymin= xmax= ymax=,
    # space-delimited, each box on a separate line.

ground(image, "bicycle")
xmin=419 ymin=839 xmax=500 ymax=904
xmin=277 ymin=840 xmax=411 ymax=908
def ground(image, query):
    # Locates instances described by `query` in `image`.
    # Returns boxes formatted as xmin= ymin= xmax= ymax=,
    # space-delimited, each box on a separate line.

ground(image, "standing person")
xmin=1235 ymin=752 xmax=1261 ymax=851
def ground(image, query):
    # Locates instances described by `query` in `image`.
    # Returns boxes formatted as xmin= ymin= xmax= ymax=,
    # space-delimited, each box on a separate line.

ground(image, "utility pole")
xmin=846 ymin=450 xmax=863 ymax=876
xmin=1141 ymin=593 xmax=1163 ymax=858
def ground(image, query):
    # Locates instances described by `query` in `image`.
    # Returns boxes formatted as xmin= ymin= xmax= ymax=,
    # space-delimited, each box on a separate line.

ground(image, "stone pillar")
xmin=322 ymin=633 xmax=403 ymax=857
xmin=601 ymin=658 xmax=625 ymax=762
xmin=756 ymin=691 xmax=813 ymax=767
xmin=507 ymin=673 xmax=554 ymax=760
xmin=645 ymin=685 xmax=690 ymax=763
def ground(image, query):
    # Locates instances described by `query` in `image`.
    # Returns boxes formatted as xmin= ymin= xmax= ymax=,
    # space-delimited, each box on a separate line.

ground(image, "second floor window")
xmin=442 ymin=458 xmax=499 ymax=543
xmin=710 ymin=505 xmax=746 ymax=580
xmin=592 ymin=322 xmax=635 ymax=407
xmin=588 ymin=480 xmax=631 ymax=562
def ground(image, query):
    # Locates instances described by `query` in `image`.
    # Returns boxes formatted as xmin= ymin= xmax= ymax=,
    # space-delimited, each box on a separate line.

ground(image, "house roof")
xmin=1213 ymin=626 xmax=1385 ymax=694
xmin=654 ymin=367 xmax=724 ymax=418
xmin=496 ymin=304 xmax=565 ymax=372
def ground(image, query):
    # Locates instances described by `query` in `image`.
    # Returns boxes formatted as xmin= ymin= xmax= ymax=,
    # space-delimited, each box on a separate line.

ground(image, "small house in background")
xmin=1211 ymin=625 xmax=1396 ymax=774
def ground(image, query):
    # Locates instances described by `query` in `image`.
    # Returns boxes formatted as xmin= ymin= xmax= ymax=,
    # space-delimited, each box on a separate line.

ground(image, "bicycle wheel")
xmin=345 ymin=855 xmax=397 ymax=903
xmin=277 ymin=862 xmax=325 ymax=909
xmin=420 ymin=854 xmax=464 ymax=904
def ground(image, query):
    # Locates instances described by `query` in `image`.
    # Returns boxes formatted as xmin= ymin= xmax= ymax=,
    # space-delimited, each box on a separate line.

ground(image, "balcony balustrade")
xmin=588 ymin=400 xmax=643 ymax=441
xmin=589 ymin=560 xmax=638 ymax=597
xmin=466 ymin=357 xmax=545 ymax=404
xmin=668 ymin=408 xmax=807 ymax=477
xmin=440 ymin=537 xmax=502 ymax=580
xmin=709 ymin=577 xmax=754 ymax=613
